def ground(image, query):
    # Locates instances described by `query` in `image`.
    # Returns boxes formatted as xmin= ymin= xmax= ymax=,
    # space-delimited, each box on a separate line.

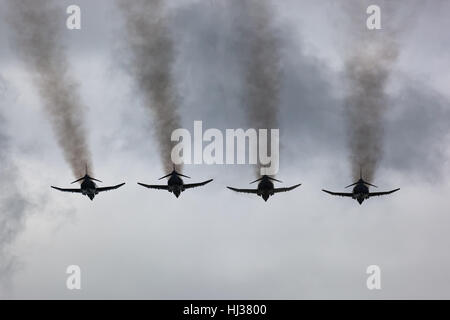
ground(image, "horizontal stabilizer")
xmin=250 ymin=176 xmax=282 ymax=184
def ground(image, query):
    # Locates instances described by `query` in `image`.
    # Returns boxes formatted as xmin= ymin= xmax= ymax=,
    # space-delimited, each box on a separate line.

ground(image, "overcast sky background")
xmin=0 ymin=0 xmax=450 ymax=299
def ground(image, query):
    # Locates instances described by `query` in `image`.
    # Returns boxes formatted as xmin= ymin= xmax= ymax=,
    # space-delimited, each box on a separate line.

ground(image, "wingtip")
xmin=137 ymin=182 xmax=151 ymax=188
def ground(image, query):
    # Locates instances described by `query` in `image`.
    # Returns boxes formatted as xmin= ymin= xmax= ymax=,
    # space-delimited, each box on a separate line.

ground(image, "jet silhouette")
xmin=137 ymin=166 xmax=213 ymax=198
xmin=322 ymin=169 xmax=399 ymax=205
xmin=51 ymin=166 xmax=125 ymax=201
xmin=227 ymin=175 xmax=301 ymax=201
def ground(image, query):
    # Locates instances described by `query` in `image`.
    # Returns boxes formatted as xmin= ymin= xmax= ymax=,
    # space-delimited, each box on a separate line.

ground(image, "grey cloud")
xmin=385 ymin=81 xmax=450 ymax=182
xmin=0 ymin=75 xmax=30 ymax=286
xmin=0 ymin=0 xmax=449 ymax=299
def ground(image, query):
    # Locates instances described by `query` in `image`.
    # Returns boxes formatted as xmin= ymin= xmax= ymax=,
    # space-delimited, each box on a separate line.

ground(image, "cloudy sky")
xmin=0 ymin=0 xmax=449 ymax=299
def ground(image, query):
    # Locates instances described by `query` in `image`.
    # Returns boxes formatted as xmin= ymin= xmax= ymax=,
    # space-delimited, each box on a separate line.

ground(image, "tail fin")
xmin=172 ymin=164 xmax=191 ymax=179
xmin=360 ymin=166 xmax=377 ymax=188
xmin=158 ymin=166 xmax=191 ymax=180
xmin=71 ymin=164 xmax=102 ymax=184
xmin=345 ymin=166 xmax=377 ymax=188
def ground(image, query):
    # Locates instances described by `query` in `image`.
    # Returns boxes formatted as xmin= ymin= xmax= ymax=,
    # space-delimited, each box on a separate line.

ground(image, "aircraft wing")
xmin=96 ymin=183 xmax=125 ymax=193
xmin=137 ymin=182 xmax=169 ymax=190
xmin=51 ymin=186 xmax=82 ymax=193
xmin=227 ymin=186 xmax=258 ymax=194
xmin=273 ymin=183 xmax=302 ymax=193
xmin=184 ymin=179 xmax=213 ymax=189
xmin=368 ymin=188 xmax=400 ymax=198
xmin=322 ymin=189 xmax=354 ymax=197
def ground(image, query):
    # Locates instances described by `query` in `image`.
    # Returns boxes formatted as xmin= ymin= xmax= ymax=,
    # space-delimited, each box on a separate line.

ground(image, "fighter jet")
xmin=322 ymin=169 xmax=399 ymax=205
xmin=137 ymin=166 xmax=213 ymax=198
xmin=227 ymin=175 xmax=301 ymax=201
xmin=51 ymin=166 xmax=125 ymax=201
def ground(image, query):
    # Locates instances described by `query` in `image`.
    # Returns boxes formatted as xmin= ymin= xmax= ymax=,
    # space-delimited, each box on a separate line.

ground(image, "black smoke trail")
xmin=6 ymin=0 xmax=93 ymax=178
xmin=118 ymin=0 xmax=182 ymax=172
xmin=236 ymin=0 xmax=281 ymax=176
xmin=343 ymin=1 xmax=398 ymax=181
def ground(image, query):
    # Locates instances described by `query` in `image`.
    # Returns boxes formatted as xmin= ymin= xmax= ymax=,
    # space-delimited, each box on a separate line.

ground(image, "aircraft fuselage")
xmin=80 ymin=178 xmax=98 ymax=200
xmin=352 ymin=180 xmax=370 ymax=204
xmin=167 ymin=174 xmax=184 ymax=198
xmin=256 ymin=176 xmax=275 ymax=201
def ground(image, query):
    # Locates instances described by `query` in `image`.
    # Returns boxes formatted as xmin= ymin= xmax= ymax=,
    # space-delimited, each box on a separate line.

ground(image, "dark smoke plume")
xmin=343 ymin=2 xmax=398 ymax=181
xmin=118 ymin=0 xmax=182 ymax=173
xmin=6 ymin=0 xmax=93 ymax=178
xmin=237 ymin=0 xmax=281 ymax=176
xmin=0 ymin=76 xmax=30 ymax=285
